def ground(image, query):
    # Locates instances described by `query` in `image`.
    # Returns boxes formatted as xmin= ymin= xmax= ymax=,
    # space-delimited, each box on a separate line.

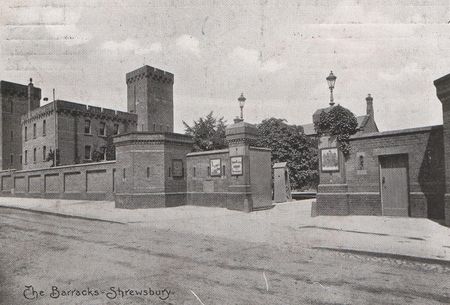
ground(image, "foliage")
xmin=105 ymin=135 xmax=116 ymax=161
xmin=92 ymin=150 xmax=104 ymax=162
xmin=183 ymin=112 xmax=227 ymax=151
xmin=256 ymin=118 xmax=319 ymax=190
xmin=314 ymin=105 xmax=358 ymax=155
xmin=46 ymin=149 xmax=60 ymax=167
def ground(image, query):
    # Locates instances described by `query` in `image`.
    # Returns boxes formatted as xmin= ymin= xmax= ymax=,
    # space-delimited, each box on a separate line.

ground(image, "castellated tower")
xmin=126 ymin=65 xmax=174 ymax=132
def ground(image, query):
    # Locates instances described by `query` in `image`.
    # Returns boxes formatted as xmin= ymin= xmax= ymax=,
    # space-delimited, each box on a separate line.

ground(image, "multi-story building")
xmin=0 ymin=79 xmax=41 ymax=170
xmin=21 ymin=100 xmax=138 ymax=169
xmin=0 ymin=65 xmax=174 ymax=170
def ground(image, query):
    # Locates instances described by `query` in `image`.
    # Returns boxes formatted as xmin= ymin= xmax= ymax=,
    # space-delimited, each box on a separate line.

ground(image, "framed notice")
xmin=209 ymin=159 xmax=222 ymax=177
xmin=230 ymin=156 xmax=243 ymax=176
xmin=172 ymin=159 xmax=184 ymax=177
xmin=321 ymin=148 xmax=339 ymax=172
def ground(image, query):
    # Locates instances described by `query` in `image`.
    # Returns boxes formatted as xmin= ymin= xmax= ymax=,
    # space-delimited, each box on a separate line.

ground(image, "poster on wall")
xmin=172 ymin=159 xmax=183 ymax=177
xmin=210 ymin=159 xmax=222 ymax=176
xmin=321 ymin=148 xmax=339 ymax=172
xmin=230 ymin=156 xmax=243 ymax=176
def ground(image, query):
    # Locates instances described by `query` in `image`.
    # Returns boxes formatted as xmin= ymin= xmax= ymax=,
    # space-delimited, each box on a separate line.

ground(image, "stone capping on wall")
xmin=113 ymin=132 xmax=194 ymax=146
xmin=21 ymin=100 xmax=138 ymax=125
xmin=13 ymin=160 xmax=116 ymax=174
xmin=186 ymin=149 xmax=230 ymax=157
xmin=349 ymin=125 xmax=442 ymax=141
xmin=249 ymin=146 xmax=271 ymax=152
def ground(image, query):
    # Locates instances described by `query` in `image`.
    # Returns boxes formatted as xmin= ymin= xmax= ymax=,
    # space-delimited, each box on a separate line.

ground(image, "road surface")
xmin=0 ymin=208 xmax=449 ymax=305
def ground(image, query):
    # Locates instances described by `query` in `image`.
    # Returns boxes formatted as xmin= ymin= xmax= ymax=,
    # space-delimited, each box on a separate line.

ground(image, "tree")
xmin=183 ymin=112 xmax=227 ymax=151
xmin=256 ymin=118 xmax=318 ymax=190
xmin=314 ymin=105 xmax=358 ymax=156
xmin=46 ymin=149 xmax=60 ymax=167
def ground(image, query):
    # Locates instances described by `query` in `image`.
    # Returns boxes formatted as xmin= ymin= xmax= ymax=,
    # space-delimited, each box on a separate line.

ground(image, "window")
xmin=122 ymin=168 xmax=126 ymax=180
xmin=10 ymin=130 xmax=13 ymax=141
xmin=84 ymin=120 xmax=91 ymax=134
xmin=359 ymin=155 xmax=364 ymax=170
xmin=43 ymin=120 xmax=46 ymax=136
xmin=99 ymin=122 xmax=106 ymax=136
xmin=43 ymin=146 xmax=46 ymax=161
xmin=33 ymin=123 xmax=36 ymax=138
xmin=146 ymin=167 xmax=150 ymax=178
xmin=33 ymin=148 xmax=36 ymax=163
xmin=24 ymin=126 xmax=28 ymax=141
xmin=113 ymin=124 xmax=119 ymax=135
xmin=84 ymin=145 xmax=91 ymax=160
xmin=19 ymin=155 xmax=22 ymax=165
xmin=24 ymin=150 xmax=27 ymax=164
xmin=222 ymin=165 xmax=226 ymax=176
xmin=10 ymin=154 xmax=13 ymax=165
xmin=168 ymin=167 xmax=171 ymax=177
xmin=153 ymin=123 xmax=156 ymax=131
xmin=193 ymin=167 xmax=196 ymax=177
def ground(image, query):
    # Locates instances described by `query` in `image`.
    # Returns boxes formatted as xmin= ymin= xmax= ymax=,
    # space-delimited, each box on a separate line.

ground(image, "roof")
xmin=301 ymin=115 xmax=370 ymax=136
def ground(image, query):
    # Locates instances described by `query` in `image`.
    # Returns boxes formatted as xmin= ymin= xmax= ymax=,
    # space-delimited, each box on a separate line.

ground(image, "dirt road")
xmin=0 ymin=208 xmax=449 ymax=305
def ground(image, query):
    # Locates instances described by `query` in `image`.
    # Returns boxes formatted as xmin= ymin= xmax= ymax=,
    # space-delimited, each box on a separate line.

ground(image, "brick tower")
xmin=0 ymin=79 xmax=41 ymax=170
xmin=126 ymin=65 xmax=174 ymax=132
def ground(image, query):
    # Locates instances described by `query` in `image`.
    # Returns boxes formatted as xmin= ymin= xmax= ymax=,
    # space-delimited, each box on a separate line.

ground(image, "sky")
xmin=1 ymin=0 xmax=450 ymax=133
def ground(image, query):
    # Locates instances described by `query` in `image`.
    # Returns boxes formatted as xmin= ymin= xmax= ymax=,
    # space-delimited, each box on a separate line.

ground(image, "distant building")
xmin=0 ymin=80 xmax=41 ymax=170
xmin=21 ymin=100 xmax=137 ymax=169
xmin=301 ymin=94 xmax=378 ymax=136
xmin=0 ymin=65 xmax=174 ymax=170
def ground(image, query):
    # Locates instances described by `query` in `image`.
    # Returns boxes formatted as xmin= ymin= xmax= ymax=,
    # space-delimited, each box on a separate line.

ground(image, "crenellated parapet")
xmin=21 ymin=100 xmax=138 ymax=124
xmin=125 ymin=65 xmax=174 ymax=85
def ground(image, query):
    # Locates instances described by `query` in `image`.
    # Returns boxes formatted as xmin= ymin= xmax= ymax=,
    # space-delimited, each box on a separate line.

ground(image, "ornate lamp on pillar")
xmin=326 ymin=71 xmax=337 ymax=106
xmin=235 ymin=93 xmax=246 ymax=123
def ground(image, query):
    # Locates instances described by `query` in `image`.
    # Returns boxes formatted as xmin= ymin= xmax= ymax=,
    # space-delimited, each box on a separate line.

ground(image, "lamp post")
xmin=326 ymin=71 xmax=337 ymax=106
xmin=238 ymin=93 xmax=246 ymax=120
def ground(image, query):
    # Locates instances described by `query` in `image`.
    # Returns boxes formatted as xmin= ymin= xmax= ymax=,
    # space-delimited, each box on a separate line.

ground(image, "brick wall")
xmin=0 ymin=161 xmax=116 ymax=200
xmin=316 ymin=126 xmax=445 ymax=219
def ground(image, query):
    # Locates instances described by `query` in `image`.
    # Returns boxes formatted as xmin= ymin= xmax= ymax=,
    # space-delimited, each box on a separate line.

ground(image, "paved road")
xmin=0 ymin=208 xmax=449 ymax=305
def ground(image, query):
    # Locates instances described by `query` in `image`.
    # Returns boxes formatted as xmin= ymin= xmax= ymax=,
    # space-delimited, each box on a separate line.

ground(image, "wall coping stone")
xmin=13 ymin=160 xmax=116 ymax=174
xmin=186 ymin=149 xmax=229 ymax=157
xmin=350 ymin=125 xmax=442 ymax=141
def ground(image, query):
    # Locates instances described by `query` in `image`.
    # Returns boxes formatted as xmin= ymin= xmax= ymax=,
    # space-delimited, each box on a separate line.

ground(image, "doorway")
xmin=379 ymin=154 xmax=409 ymax=216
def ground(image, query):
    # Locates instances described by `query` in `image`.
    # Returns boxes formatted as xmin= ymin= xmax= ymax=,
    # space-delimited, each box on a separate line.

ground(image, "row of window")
xmin=21 ymin=146 xmax=48 ymax=164
xmin=24 ymin=120 xmax=47 ymax=141
xmin=19 ymin=145 xmax=107 ymax=165
xmin=84 ymin=120 xmax=120 ymax=136
xmin=24 ymin=120 xmax=122 ymax=141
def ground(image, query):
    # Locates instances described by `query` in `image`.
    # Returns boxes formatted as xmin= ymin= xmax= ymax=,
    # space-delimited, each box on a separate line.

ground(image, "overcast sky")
xmin=1 ymin=0 xmax=450 ymax=132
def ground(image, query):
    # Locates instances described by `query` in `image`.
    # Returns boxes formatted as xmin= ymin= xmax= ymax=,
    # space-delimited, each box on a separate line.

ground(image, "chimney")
xmin=366 ymin=94 xmax=374 ymax=118
xmin=27 ymin=78 xmax=33 ymax=115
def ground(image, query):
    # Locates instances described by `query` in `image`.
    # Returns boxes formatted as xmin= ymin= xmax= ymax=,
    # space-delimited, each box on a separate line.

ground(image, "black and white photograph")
xmin=0 ymin=1 xmax=449 ymax=304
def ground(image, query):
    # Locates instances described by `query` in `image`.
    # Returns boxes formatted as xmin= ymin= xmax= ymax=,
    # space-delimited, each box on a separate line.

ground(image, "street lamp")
xmin=238 ymin=93 xmax=246 ymax=120
xmin=326 ymin=71 xmax=337 ymax=106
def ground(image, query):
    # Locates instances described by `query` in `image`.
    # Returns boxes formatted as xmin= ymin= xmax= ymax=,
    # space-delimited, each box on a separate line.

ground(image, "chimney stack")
xmin=366 ymin=94 xmax=374 ymax=118
xmin=27 ymin=78 xmax=33 ymax=115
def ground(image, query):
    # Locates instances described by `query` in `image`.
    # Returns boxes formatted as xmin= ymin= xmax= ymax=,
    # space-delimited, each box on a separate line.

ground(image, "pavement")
xmin=0 ymin=197 xmax=449 ymax=263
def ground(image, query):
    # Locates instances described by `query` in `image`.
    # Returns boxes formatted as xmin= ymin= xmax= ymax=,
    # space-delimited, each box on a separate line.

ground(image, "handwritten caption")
xmin=23 ymin=285 xmax=172 ymax=301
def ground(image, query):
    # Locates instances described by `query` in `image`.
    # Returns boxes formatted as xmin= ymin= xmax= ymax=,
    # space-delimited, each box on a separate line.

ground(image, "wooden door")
xmin=379 ymin=155 xmax=409 ymax=216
